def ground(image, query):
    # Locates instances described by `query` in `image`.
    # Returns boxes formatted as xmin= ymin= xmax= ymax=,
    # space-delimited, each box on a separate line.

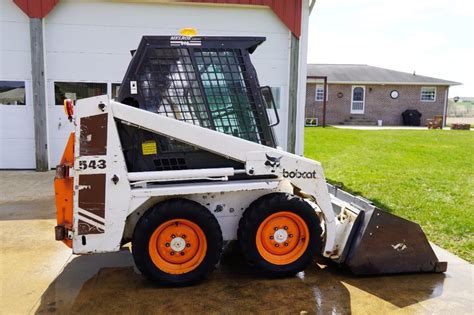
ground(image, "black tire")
xmin=238 ymin=193 xmax=323 ymax=277
xmin=132 ymin=198 xmax=223 ymax=286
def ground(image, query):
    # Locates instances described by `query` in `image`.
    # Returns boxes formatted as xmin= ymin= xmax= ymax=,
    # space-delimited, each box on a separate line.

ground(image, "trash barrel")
xmin=402 ymin=109 xmax=422 ymax=126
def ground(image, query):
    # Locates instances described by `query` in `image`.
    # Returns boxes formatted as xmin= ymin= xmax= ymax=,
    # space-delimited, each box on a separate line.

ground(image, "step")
xmin=342 ymin=121 xmax=378 ymax=126
xmin=348 ymin=117 xmax=372 ymax=121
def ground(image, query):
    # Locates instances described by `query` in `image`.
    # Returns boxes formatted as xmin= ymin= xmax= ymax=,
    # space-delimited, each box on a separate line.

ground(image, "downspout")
xmin=443 ymin=87 xmax=449 ymax=128
xmin=287 ymin=35 xmax=299 ymax=154
xmin=288 ymin=0 xmax=311 ymax=155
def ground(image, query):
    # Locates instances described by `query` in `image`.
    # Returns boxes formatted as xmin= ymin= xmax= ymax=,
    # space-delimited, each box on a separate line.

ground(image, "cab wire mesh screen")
xmin=119 ymin=36 xmax=274 ymax=147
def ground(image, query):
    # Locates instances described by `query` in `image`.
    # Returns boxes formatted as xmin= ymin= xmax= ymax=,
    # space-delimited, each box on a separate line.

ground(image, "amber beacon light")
xmin=63 ymin=99 xmax=74 ymax=122
xmin=179 ymin=28 xmax=198 ymax=36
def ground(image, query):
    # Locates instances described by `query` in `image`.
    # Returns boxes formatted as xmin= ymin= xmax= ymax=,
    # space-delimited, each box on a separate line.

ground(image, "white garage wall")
xmin=45 ymin=0 xmax=292 ymax=167
xmin=0 ymin=0 xmax=303 ymax=169
xmin=0 ymin=0 xmax=35 ymax=169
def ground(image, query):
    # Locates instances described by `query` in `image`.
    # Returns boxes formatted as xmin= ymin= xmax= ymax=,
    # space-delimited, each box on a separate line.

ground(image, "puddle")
xmin=34 ymin=243 xmax=457 ymax=314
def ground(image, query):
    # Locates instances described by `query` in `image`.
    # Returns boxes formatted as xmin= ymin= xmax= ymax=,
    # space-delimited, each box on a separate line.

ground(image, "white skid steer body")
xmin=54 ymin=95 xmax=446 ymax=284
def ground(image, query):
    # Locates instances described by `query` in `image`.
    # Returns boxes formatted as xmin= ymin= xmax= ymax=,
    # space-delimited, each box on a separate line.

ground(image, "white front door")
xmin=351 ymin=86 xmax=365 ymax=114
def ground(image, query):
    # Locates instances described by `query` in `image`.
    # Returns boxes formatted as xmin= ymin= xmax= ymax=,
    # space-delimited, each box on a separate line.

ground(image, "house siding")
xmin=305 ymin=83 xmax=448 ymax=126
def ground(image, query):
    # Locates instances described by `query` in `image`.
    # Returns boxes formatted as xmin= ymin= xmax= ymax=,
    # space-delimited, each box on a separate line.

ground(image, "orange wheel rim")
xmin=256 ymin=211 xmax=309 ymax=265
xmin=148 ymin=219 xmax=207 ymax=274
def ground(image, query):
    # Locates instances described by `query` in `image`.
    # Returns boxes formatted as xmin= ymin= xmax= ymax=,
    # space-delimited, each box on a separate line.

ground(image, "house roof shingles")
xmin=307 ymin=64 xmax=461 ymax=86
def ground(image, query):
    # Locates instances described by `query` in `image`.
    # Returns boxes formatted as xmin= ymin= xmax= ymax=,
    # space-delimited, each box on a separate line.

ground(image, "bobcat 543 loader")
xmin=54 ymin=35 xmax=446 ymax=285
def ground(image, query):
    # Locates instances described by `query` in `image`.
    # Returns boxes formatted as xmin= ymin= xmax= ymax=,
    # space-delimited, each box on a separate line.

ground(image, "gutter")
xmin=306 ymin=80 xmax=461 ymax=86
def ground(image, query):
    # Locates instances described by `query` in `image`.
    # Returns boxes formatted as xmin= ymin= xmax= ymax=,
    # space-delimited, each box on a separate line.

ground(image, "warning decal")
xmin=142 ymin=140 xmax=158 ymax=155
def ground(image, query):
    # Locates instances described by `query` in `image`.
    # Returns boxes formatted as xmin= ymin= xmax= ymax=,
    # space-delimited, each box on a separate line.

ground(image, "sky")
xmin=307 ymin=0 xmax=473 ymax=97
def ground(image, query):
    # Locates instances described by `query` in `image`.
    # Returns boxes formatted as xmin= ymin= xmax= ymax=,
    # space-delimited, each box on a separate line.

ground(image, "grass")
xmin=304 ymin=127 xmax=474 ymax=262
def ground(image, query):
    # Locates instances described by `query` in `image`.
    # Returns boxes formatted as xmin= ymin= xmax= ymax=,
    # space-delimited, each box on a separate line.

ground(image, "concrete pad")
xmin=0 ymin=171 xmax=72 ymax=314
xmin=332 ymin=125 xmax=431 ymax=130
xmin=331 ymin=125 xmax=472 ymax=131
xmin=1 ymin=171 xmax=472 ymax=314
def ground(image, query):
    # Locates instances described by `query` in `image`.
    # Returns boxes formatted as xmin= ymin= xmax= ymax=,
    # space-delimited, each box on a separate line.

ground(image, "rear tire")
xmin=238 ymin=193 xmax=322 ymax=277
xmin=132 ymin=199 xmax=223 ymax=286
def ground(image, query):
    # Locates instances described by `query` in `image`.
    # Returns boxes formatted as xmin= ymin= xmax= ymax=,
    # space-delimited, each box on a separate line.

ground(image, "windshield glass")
xmin=195 ymin=49 xmax=260 ymax=143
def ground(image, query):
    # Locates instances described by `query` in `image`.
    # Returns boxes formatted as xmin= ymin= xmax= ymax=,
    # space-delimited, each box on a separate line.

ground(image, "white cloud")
xmin=308 ymin=0 xmax=474 ymax=96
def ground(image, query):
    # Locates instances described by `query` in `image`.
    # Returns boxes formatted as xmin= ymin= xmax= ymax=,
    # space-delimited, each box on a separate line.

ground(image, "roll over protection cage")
xmin=117 ymin=36 xmax=277 ymax=147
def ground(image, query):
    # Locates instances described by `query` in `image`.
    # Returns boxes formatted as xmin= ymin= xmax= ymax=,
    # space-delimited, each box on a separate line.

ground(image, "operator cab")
xmin=116 ymin=36 xmax=279 ymax=173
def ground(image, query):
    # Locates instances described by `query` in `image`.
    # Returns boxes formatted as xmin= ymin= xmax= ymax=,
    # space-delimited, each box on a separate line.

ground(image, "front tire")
xmin=238 ymin=193 xmax=323 ymax=277
xmin=132 ymin=199 xmax=223 ymax=286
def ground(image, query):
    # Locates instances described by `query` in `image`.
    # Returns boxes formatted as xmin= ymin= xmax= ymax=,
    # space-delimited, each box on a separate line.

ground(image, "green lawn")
xmin=304 ymin=127 xmax=474 ymax=262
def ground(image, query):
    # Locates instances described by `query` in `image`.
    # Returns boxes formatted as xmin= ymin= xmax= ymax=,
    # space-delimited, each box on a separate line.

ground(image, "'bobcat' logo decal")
xmin=265 ymin=154 xmax=283 ymax=173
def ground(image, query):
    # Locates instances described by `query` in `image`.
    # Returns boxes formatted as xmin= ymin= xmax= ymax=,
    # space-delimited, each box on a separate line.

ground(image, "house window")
xmin=315 ymin=84 xmax=327 ymax=101
xmin=54 ymin=82 xmax=107 ymax=105
xmin=421 ymin=87 xmax=436 ymax=102
xmin=0 ymin=81 xmax=25 ymax=105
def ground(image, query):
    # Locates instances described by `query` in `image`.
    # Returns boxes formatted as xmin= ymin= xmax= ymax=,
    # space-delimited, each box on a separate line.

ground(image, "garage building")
xmin=0 ymin=0 xmax=311 ymax=170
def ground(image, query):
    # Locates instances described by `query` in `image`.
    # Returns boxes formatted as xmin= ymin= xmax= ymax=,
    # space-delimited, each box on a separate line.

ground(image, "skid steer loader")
xmin=54 ymin=35 xmax=446 ymax=285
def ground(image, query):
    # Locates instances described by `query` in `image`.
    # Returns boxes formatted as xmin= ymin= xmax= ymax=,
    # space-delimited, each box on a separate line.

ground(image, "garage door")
xmin=0 ymin=1 xmax=35 ymax=169
xmin=0 ymin=81 xmax=35 ymax=168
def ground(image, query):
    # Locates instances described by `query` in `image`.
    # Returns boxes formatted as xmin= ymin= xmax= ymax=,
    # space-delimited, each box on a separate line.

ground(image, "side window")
xmin=270 ymin=87 xmax=281 ymax=109
xmin=111 ymin=83 xmax=121 ymax=99
xmin=195 ymin=49 xmax=261 ymax=143
xmin=421 ymin=87 xmax=436 ymax=102
xmin=54 ymin=82 xmax=107 ymax=105
xmin=0 ymin=81 xmax=25 ymax=105
xmin=315 ymin=84 xmax=327 ymax=101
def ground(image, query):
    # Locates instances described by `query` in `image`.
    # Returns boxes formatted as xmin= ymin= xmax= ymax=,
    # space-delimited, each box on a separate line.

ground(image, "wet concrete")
xmin=32 ymin=246 xmax=474 ymax=314
xmin=1 ymin=171 xmax=473 ymax=314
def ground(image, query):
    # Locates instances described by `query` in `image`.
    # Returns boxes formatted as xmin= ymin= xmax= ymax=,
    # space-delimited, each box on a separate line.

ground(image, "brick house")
xmin=305 ymin=64 xmax=461 ymax=126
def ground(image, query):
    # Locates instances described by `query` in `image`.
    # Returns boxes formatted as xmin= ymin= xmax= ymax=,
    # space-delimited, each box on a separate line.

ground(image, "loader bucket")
xmin=327 ymin=184 xmax=447 ymax=275
xmin=344 ymin=208 xmax=447 ymax=275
